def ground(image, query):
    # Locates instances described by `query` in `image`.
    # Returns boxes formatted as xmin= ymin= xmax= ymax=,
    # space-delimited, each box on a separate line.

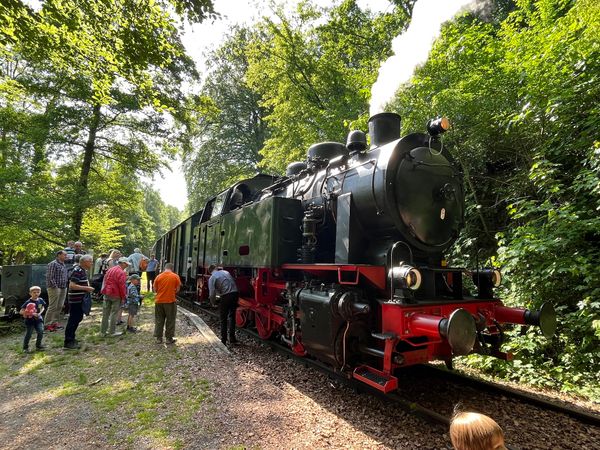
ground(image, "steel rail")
xmin=418 ymin=364 xmax=600 ymax=426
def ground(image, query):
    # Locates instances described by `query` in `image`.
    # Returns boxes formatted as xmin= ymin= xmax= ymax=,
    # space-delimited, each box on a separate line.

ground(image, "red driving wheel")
xmin=254 ymin=310 xmax=272 ymax=339
xmin=236 ymin=308 xmax=253 ymax=328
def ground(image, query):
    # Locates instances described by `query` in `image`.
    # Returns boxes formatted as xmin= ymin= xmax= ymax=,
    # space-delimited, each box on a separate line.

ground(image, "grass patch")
xmin=0 ymin=299 xmax=212 ymax=449
xmin=50 ymin=381 xmax=83 ymax=398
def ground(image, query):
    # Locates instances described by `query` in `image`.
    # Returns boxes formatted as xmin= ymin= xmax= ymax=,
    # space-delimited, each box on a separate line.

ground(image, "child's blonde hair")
xmin=29 ymin=286 xmax=41 ymax=293
xmin=450 ymin=411 xmax=504 ymax=450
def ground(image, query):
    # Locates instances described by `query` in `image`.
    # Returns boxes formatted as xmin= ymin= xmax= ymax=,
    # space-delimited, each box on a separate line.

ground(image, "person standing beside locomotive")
xmin=145 ymin=254 xmax=158 ymax=292
xmin=152 ymin=263 xmax=180 ymax=345
xmin=100 ymin=257 xmax=130 ymax=337
xmin=105 ymin=249 xmax=122 ymax=269
xmin=64 ymin=254 xmax=95 ymax=350
xmin=94 ymin=252 xmax=108 ymax=275
xmin=207 ymin=265 xmax=239 ymax=346
xmin=73 ymin=241 xmax=86 ymax=259
xmin=20 ymin=286 xmax=47 ymax=353
xmin=45 ymin=250 xmax=68 ymax=332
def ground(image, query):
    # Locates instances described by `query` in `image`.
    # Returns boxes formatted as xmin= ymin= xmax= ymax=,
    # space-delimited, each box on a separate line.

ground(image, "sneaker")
xmin=36 ymin=344 xmax=47 ymax=350
xmin=110 ymin=332 xmax=123 ymax=337
xmin=23 ymin=348 xmax=31 ymax=354
xmin=165 ymin=338 xmax=177 ymax=345
xmin=64 ymin=341 xmax=81 ymax=350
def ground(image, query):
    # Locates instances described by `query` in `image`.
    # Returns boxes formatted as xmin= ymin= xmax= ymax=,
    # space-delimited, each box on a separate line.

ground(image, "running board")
xmin=353 ymin=365 xmax=398 ymax=393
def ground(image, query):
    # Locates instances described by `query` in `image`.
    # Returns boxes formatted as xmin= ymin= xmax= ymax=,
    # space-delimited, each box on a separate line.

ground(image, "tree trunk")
xmin=72 ymin=103 xmax=101 ymax=238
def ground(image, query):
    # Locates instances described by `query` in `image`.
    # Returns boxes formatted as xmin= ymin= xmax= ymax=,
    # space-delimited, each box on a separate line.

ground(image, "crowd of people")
xmin=22 ymin=241 xmax=163 ymax=351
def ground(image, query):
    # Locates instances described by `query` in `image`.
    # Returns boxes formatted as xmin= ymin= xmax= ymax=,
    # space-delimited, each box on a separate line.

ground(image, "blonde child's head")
xmin=29 ymin=286 xmax=41 ymax=298
xmin=450 ymin=411 xmax=506 ymax=450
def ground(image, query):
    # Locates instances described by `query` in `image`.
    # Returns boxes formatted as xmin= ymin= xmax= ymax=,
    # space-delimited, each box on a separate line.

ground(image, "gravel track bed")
xmin=194 ymin=306 xmax=600 ymax=450
xmin=2 ymin=302 xmax=598 ymax=450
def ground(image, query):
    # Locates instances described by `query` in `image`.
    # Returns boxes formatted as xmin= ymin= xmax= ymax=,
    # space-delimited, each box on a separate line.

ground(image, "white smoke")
xmin=369 ymin=0 xmax=481 ymax=116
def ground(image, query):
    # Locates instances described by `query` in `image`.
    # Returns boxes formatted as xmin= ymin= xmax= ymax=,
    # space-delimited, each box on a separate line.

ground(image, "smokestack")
xmin=368 ymin=112 xmax=401 ymax=148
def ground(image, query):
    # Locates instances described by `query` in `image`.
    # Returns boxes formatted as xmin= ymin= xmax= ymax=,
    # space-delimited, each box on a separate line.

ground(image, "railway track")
xmin=179 ymin=298 xmax=450 ymax=425
xmin=178 ymin=298 xmax=600 ymax=428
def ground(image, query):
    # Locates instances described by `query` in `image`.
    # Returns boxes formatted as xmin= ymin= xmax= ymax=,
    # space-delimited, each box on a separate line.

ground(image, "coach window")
xmin=210 ymin=191 xmax=228 ymax=219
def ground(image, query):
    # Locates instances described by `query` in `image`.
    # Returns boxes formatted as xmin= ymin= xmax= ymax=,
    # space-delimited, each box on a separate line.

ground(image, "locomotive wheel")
xmin=254 ymin=311 xmax=272 ymax=339
xmin=236 ymin=308 xmax=254 ymax=328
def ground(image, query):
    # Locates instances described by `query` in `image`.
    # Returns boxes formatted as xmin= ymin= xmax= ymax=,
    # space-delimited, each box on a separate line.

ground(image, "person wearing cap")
xmin=100 ymin=256 xmax=130 ymax=337
xmin=20 ymin=285 xmax=47 ymax=353
xmin=125 ymin=274 xmax=143 ymax=332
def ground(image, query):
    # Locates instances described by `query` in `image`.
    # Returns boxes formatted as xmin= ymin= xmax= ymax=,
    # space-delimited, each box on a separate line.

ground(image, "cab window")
xmin=210 ymin=191 xmax=228 ymax=219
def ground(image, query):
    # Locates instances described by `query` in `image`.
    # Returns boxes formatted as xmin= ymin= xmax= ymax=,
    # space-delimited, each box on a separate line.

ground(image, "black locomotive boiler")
xmin=155 ymin=112 xmax=556 ymax=393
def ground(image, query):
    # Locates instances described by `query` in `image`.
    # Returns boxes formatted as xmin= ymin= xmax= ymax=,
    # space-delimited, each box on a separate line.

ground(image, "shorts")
xmin=128 ymin=303 xmax=139 ymax=316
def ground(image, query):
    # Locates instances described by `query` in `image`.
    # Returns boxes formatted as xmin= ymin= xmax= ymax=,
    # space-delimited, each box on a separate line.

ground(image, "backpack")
xmin=139 ymin=258 xmax=148 ymax=272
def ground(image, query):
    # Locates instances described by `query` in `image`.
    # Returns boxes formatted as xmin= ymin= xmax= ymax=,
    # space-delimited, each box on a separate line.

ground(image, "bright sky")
xmin=154 ymin=0 xmax=391 ymax=210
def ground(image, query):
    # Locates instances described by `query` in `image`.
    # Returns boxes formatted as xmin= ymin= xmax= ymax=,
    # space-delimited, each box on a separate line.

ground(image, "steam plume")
xmin=370 ymin=0 xmax=485 ymax=116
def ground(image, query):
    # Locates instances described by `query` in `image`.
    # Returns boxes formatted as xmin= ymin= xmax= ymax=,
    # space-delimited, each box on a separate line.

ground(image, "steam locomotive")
xmin=155 ymin=112 xmax=556 ymax=393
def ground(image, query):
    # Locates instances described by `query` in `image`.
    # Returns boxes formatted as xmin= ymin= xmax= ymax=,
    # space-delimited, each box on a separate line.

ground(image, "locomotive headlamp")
xmin=473 ymin=268 xmax=502 ymax=287
xmin=389 ymin=265 xmax=422 ymax=290
xmin=427 ymin=116 xmax=451 ymax=136
xmin=490 ymin=269 xmax=502 ymax=287
xmin=472 ymin=268 xmax=502 ymax=298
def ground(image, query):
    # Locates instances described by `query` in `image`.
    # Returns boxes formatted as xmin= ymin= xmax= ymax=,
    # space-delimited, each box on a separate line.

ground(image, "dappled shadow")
xmin=0 ymin=303 xmax=213 ymax=449
xmin=193 ymin=311 xmax=600 ymax=450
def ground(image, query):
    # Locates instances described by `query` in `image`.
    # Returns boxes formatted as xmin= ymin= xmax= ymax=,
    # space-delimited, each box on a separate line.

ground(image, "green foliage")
xmin=246 ymin=0 xmax=411 ymax=173
xmin=0 ymin=0 xmax=212 ymax=104
xmin=181 ymin=27 xmax=268 ymax=211
xmin=391 ymin=0 xmax=600 ymax=396
xmin=80 ymin=207 xmax=125 ymax=252
xmin=0 ymin=0 xmax=207 ymax=261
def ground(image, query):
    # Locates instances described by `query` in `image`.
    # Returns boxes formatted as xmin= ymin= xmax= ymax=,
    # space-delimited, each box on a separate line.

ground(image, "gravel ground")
xmin=1 ymin=301 xmax=599 ymax=450
xmin=195 ymin=306 xmax=600 ymax=450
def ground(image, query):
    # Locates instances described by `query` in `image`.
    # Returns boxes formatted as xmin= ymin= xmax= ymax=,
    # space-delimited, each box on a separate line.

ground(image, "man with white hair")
xmin=64 ymin=254 xmax=95 ymax=349
xmin=127 ymin=248 xmax=148 ymax=276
